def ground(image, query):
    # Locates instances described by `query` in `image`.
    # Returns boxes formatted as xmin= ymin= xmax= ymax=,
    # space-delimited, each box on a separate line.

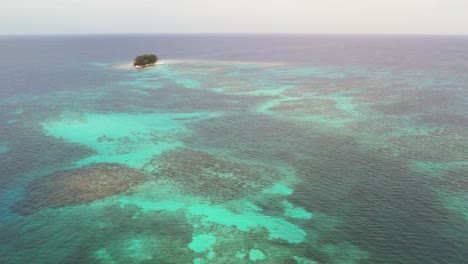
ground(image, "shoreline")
xmin=134 ymin=62 xmax=156 ymax=69
xmin=109 ymin=59 xmax=288 ymax=70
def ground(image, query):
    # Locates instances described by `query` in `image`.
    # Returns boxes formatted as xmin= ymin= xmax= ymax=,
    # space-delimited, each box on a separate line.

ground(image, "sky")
xmin=1 ymin=0 xmax=468 ymax=35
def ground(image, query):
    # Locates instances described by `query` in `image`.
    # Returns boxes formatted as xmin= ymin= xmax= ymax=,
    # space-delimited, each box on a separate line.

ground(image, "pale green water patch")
xmin=88 ymin=61 xmax=111 ymax=67
xmin=118 ymin=79 xmax=163 ymax=90
xmin=193 ymin=258 xmax=206 ymax=264
xmin=129 ymin=89 xmax=150 ymax=95
xmin=43 ymin=111 xmax=219 ymax=168
xmin=0 ymin=144 xmax=8 ymax=155
xmin=114 ymin=192 xmax=308 ymax=261
xmin=95 ymin=248 xmax=117 ymax=264
xmin=115 ymin=179 xmax=310 ymax=243
xmin=249 ymin=249 xmax=265 ymax=261
xmin=95 ymin=237 xmax=159 ymax=263
xmin=256 ymin=97 xmax=291 ymax=115
xmin=188 ymin=233 xmax=216 ymax=253
xmin=188 ymin=233 xmax=217 ymax=262
xmin=262 ymin=183 xmax=294 ymax=196
xmin=235 ymin=250 xmax=247 ymax=259
xmin=175 ymin=78 xmax=202 ymax=89
xmin=113 ymin=180 xmax=205 ymax=215
xmin=331 ymin=96 xmax=360 ymax=114
xmin=11 ymin=108 xmax=24 ymax=115
xmin=293 ymin=256 xmax=319 ymax=264
xmin=119 ymin=198 xmax=184 ymax=213
xmin=186 ymin=203 xmax=307 ymax=244
xmin=438 ymin=190 xmax=468 ymax=221
xmin=127 ymin=239 xmax=144 ymax=258
xmin=235 ymin=85 xmax=293 ymax=97
xmin=281 ymin=201 xmax=313 ymax=220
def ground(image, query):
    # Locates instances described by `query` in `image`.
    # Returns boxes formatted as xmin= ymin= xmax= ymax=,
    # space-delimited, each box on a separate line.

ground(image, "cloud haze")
xmin=1 ymin=0 xmax=467 ymax=35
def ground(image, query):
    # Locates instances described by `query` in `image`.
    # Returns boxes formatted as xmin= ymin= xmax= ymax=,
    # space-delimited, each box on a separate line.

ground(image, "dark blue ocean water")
xmin=2 ymin=34 xmax=468 ymax=97
xmin=0 ymin=34 xmax=467 ymax=264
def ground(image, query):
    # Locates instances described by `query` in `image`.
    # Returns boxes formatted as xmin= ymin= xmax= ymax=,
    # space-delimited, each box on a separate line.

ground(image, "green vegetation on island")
xmin=133 ymin=54 xmax=158 ymax=67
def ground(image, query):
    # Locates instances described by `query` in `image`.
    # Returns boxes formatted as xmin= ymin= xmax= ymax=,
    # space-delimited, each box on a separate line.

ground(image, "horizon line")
xmin=1 ymin=32 xmax=468 ymax=38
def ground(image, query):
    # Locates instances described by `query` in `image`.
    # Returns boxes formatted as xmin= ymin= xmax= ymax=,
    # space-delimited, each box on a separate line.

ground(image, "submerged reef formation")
xmin=146 ymin=149 xmax=285 ymax=203
xmin=388 ymin=134 xmax=466 ymax=162
xmin=133 ymin=54 xmax=158 ymax=68
xmin=13 ymin=163 xmax=147 ymax=215
xmin=269 ymin=98 xmax=348 ymax=119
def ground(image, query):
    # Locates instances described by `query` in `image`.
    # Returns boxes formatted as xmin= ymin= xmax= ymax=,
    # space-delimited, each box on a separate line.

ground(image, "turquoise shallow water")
xmin=0 ymin=35 xmax=467 ymax=263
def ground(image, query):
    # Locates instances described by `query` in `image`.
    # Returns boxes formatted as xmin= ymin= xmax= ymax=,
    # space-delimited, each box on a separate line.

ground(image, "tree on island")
xmin=133 ymin=54 xmax=158 ymax=67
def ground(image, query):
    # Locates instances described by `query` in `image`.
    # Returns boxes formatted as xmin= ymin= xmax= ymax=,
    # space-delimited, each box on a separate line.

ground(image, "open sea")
xmin=0 ymin=34 xmax=467 ymax=264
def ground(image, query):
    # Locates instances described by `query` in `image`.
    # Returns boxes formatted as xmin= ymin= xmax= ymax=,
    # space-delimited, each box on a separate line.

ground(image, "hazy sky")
xmin=1 ymin=0 xmax=468 ymax=35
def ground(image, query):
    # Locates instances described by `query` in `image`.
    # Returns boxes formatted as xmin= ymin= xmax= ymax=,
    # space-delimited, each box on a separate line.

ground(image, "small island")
xmin=133 ymin=54 xmax=158 ymax=68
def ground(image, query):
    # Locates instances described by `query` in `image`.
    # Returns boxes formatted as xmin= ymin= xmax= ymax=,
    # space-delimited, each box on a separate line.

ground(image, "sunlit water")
xmin=0 ymin=35 xmax=467 ymax=263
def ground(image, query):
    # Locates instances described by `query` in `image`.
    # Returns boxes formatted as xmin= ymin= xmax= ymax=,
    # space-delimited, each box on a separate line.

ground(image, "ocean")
xmin=0 ymin=34 xmax=467 ymax=263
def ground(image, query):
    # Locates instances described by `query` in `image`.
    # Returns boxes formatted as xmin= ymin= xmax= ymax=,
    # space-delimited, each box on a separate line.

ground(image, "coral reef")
xmin=388 ymin=134 xmax=466 ymax=162
xmin=269 ymin=98 xmax=348 ymax=118
xmin=13 ymin=163 xmax=147 ymax=215
xmin=146 ymin=149 xmax=285 ymax=203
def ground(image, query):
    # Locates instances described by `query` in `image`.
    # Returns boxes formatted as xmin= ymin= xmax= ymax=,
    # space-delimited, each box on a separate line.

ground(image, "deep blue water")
xmin=0 ymin=34 xmax=467 ymax=264
xmin=2 ymin=34 xmax=468 ymax=97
